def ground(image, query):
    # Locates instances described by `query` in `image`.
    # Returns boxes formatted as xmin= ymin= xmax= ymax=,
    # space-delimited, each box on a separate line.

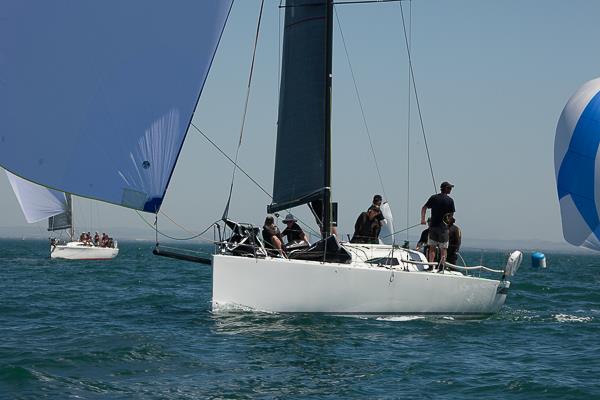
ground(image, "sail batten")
xmin=269 ymin=0 xmax=328 ymax=214
xmin=0 ymin=1 xmax=233 ymax=213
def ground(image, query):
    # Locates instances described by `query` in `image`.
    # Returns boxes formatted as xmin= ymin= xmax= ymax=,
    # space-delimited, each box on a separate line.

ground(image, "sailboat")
xmin=0 ymin=0 xmax=521 ymax=316
xmin=5 ymin=171 xmax=119 ymax=260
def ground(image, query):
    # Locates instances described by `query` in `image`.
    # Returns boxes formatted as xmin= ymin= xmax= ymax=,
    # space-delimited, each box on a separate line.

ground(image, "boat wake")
xmin=554 ymin=313 xmax=593 ymax=323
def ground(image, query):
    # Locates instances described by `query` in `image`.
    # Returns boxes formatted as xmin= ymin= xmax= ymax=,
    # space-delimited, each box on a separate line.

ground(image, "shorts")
xmin=428 ymin=226 xmax=449 ymax=249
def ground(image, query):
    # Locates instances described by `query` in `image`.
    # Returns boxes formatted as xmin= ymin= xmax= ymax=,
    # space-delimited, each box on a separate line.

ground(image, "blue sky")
xmin=2 ymin=0 xmax=600 ymax=246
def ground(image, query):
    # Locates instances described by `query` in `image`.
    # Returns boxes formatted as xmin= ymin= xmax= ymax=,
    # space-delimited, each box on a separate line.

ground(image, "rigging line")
xmin=191 ymin=123 xmax=272 ymax=199
xmin=189 ymin=123 xmax=320 ymax=238
xmin=405 ymin=0 xmax=411 ymax=241
xmin=136 ymin=210 xmax=221 ymax=242
xmin=159 ymin=210 xmax=197 ymax=235
xmin=222 ymin=0 xmax=266 ymax=221
xmin=334 ymin=6 xmax=388 ymax=201
xmin=399 ymin=1 xmax=437 ymax=192
xmin=380 ymin=222 xmax=422 ymax=240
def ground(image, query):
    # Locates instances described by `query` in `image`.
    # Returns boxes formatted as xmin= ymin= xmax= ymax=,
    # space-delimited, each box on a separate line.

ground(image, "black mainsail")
xmin=268 ymin=0 xmax=333 ymax=238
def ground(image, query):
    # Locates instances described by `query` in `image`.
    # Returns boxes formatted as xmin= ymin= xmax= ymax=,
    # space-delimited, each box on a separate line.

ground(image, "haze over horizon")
xmin=2 ymin=0 xmax=600 ymax=251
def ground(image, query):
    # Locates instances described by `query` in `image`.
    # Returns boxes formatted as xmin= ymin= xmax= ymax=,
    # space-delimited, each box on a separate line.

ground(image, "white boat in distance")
xmin=50 ymin=240 xmax=119 ymax=261
xmin=0 ymin=0 xmax=519 ymax=315
xmin=5 ymin=171 xmax=119 ymax=260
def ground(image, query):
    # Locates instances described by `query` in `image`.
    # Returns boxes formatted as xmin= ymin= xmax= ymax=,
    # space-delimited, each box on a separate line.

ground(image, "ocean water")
xmin=1 ymin=239 xmax=599 ymax=399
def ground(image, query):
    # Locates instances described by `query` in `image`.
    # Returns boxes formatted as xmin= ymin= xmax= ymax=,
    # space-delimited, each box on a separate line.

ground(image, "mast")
xmin=68 ymin=195 xmax=74 ymax=241
xmin=322 ymin=0 xmax=334 ymax=239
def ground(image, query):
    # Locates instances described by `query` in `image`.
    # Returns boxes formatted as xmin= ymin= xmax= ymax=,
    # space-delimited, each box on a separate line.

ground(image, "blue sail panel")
xmin=0 ymin=1 xmax=233 ymax=212
xmin=555 ymin=78 xmax=600 ymax=250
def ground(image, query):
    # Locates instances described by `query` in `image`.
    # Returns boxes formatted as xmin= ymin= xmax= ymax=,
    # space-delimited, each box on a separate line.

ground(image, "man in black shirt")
xmin=281 ymin=214 xmax=309 ymax=245
xmin=447 ymin=217 xmax=461 ymax=265
xmin=262 ymin=215 xmax=285 ymax=256
xmin=420 ymin=181 xmax=455 ymax=269
xmin=415 ymin=218 xmax=430 ymax=253
xmin=371 ymin=194 xmax=386 ymax=227
xmin=350 ymin=205 xmax=382 ymax=244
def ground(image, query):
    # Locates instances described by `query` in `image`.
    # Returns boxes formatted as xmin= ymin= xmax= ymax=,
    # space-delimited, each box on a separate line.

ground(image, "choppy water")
xmin=1 ymin=239 xmax=599 ymax=399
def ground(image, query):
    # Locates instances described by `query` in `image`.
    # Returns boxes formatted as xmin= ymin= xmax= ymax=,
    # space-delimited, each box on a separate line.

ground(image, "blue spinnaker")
xmin=555 ymin=78 xmax=600 ymax=250
xmin=0 ymin=1 xmax=233 ymax=213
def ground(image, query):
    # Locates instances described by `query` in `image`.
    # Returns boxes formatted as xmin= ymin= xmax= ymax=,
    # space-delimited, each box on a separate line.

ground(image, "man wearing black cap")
xmin=420 ymin=181 xmax=455 ymax=270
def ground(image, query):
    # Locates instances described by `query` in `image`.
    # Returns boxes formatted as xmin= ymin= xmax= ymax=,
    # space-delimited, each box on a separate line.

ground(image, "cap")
xmin=440 ymin=181 xmax=454 ymax=189
xmin=282 ymin=213 xmax=297 ymax=223
xmin=373 ymin=194 xmax=382 ymax=202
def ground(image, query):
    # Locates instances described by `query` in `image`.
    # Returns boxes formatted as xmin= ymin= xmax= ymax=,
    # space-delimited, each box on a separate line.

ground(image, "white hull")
xmin=50 ymin=241 xmax=119 ymax=260
xmin=212 ymin=252 xmax=509 ymax=317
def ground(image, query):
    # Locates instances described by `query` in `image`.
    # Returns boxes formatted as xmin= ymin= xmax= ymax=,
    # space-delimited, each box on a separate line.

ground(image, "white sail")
xmin=379 ymin=202 xmax=395 ymax=245
xmin=5 ymin=171 xmax=68 ymax=224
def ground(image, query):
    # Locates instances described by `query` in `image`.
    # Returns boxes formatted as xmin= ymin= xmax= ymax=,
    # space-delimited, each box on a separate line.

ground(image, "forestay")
xmin=0 ymin=1 xmax=233 ymax=213
xmin=269 ymin=0 xmax=328 ymax=213
xmin=5 ymin=171 xmax=68 ymax=224
xmin=555 ymin=77 xmax=600 ymax=250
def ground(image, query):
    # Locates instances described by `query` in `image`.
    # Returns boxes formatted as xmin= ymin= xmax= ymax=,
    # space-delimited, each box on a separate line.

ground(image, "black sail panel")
xmin=268 ymin=0 xmax=327 ymax=213
xmin=48 ymin=193 xmax=72 ymax=232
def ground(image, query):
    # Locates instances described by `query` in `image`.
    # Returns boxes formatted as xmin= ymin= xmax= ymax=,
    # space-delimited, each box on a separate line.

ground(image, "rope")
xmin=380 ymin=222 xmax=422 ymax=240
xmin=190 ymin=124 xmax=321 ymax=237
xmin=136 ymin=210 xmax=221 ymax=242
xmin=191 ymin=123 xmax=272 ymax=199
xmin=334 ymin=6 xmax=388 ymax=201
xmin=159 ymin=210 xmax=197 ymax=235
xmin=222 ymin=0 xmax=265 ymax=221
xmin=398 ymin=2 xmax=436 ymax=192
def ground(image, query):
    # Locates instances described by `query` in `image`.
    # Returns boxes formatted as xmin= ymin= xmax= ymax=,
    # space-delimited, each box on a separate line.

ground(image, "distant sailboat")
xmin=0 ymin=0 xmax=521 ymax=316
xmin=5 ymin=171 xmax=118 ymax=260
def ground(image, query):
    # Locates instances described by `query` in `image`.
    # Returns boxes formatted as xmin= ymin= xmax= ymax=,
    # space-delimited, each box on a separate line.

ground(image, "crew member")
xmin=350 ymin=205 xmax=382 ymax=244
xmin=262 ymin=215 xmax=285 ymax=256
xmin=447 ymin=217 xmax=462 ymax=265
xmin=415 ymin=218 xmax=430 ymax=253
xmin=281 ymin=214 xmax=309 ymax=245
xmin=372 ymin=194 xmax=386 ymax=227
xmin=420 ymin=181 xmax=455 ymax=270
